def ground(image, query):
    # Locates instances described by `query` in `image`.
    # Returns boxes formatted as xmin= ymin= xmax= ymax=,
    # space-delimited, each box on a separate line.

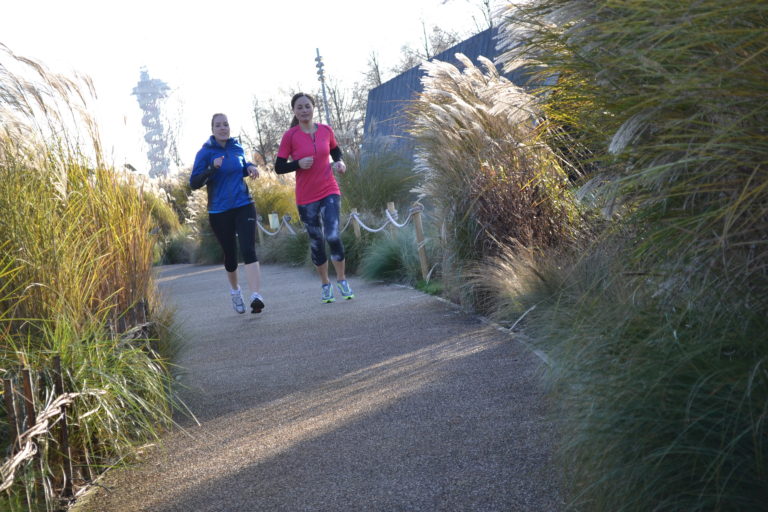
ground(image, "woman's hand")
xmin=298 ymin=156 xmax=314 ymax=170
xmin=332 ymin=160 xmax=347 ymax=174
xmin=247 ymin=165 xmax=260 ymax=178
xmin=213 ymin=156 xmax=224 ymax=168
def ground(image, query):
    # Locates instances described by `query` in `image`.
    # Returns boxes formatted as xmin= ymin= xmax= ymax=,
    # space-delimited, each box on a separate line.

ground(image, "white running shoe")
xmin=231 ymin=288 xmax=246 ymax=314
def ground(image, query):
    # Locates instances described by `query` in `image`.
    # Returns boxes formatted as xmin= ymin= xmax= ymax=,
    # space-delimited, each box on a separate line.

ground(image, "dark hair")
xmin=290 ymin=93 xmax=315 ymax=128
xmin=211 ymin=113 xmax=226 ymax=130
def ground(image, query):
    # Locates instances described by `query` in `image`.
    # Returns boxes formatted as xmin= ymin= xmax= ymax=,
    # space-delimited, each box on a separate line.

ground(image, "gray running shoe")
xmin=321 ymin=283 xmax=336 ymax=303
xmin=231 ymin=289 xmax=246 ymax=314
xmin=337 ymin=279 xmax=355 ymax=300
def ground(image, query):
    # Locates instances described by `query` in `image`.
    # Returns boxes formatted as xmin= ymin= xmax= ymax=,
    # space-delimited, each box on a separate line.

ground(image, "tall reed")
xmin=0 ymin=45 xmax=175 ymax=508
xmin=408 ymin=54 xmax=582 ymax=304
xmin=499 ymin=0 xmax=768 ymax=271
xmin=490 ymin=1 xmax=768 ymax=509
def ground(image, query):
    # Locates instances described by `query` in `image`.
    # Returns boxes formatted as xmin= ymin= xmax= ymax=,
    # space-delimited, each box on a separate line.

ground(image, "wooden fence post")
xmin=3 ymin=378 xmax=18 ymax=452
xmin=387 ymin=202 xmax=397 ymax=236
xmin=53 ymin=356 xmax=73 ymax=498
xmin=268 ymin=212 xmax=280 ymax=231
xmin=350 ymin=208 xmax=361 ymax=240
xmin=257 ymin=215 xmax=264 ymax=245
xmin=21 ymin=368 xmax=43 ymax=501
xmin=412 ymin=203 xmax=429 ymax=282
xmin=21 ymin=368 xmax=35 ymax=434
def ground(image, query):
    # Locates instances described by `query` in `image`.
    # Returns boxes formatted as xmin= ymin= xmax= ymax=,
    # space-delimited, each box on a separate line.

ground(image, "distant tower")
xmin=132 ymin=68 xmax=170 ymax=178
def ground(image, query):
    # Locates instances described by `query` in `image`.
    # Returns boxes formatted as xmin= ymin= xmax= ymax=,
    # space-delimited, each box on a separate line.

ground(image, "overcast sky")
xmin=2 ymin=0 xmax=495 ymax=171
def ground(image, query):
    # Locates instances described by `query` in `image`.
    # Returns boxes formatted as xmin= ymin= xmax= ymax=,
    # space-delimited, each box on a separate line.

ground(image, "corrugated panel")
xmin=362 ymin=27 xmax=528 ymax=159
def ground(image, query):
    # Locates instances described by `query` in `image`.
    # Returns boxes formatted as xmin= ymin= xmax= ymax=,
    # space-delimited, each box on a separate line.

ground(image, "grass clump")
xmin=250 ymin=172 xmax=298 ymax=222
xmin=359 ymin=223 xmax=439 ymax=286
xmin=337 ymin=151 xmax=419 ymax=215
xmin=0 ymin=44 xmax=178 ymax=509
xmin=480 ymin=1 xmax=768 ymax=509
xmin=258 ymin=230 xmax=310 ymax=266
xmin=408 ymin=54 xmax=583 ymax=305
xmin=486 ymin=241 xmax=768 ymax=511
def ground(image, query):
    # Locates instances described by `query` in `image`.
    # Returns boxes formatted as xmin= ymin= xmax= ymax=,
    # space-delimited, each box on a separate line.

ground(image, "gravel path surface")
xmin=71 ymin=264 xmax=562 ymax=512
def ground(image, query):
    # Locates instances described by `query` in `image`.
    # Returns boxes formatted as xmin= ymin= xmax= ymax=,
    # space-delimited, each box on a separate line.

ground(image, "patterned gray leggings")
xmin=297 ymin=194 xmax=345 ymax=266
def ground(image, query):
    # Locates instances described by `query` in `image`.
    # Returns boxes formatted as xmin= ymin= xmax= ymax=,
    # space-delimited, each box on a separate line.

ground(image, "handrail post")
xmin=268 ymin=212 xmax=280 ymax=232
xmin=412 ymin=203 xmax=429 ymax=282
xmin=53 ymin=356 xmax=73 ymax=498
xmin=351 ymin=208 xmax=361 ymax=240
xmin=21 ymin=368 xmax=43 ymax=501
xmin=256 ymin=215 xmax=264 ymax=245
xmin=386 ymin=202 xmax=397 ymax=236
xmin=3 ymin=378 xmax=18 ymax=453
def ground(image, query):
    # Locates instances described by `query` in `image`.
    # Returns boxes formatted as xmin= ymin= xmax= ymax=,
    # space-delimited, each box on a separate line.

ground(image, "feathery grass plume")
xmin=143 ymin=183 xmax=182 ymax=238
xmin=156 ymin=169 xmax=192 ymax=224
xmin=495 ymin=1 xmax=768 ymax=509
xmin=496 ymin=1 xmax=619 ymax=186
xmin=500 ymin=0 xmax=768 ymax=273
xmin=0 ymin=46 xmax=177 ymax=507
xmin=408 ymin=53 xmax=581 ymax=303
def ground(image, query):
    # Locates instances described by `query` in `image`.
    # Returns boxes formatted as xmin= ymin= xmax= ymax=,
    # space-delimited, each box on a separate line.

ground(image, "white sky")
xmin=2 ymin=0 xmax=494 ymax=172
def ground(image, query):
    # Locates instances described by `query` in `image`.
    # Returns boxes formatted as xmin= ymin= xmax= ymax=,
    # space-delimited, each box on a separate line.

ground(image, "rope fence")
xmin=255 ymin=201 xmax=431 ymax=281
xmin=1 ymin=301 xmax=151 ymax=508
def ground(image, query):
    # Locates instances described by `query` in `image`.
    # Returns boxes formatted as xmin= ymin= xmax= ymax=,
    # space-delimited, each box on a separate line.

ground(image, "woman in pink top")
xmin=275 ymin=92 xmax=355 ymax=303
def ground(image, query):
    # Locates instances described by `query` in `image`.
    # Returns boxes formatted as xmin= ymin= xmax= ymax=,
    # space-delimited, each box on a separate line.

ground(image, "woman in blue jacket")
xmin=190 ymin=113 xmax=265 ymax=314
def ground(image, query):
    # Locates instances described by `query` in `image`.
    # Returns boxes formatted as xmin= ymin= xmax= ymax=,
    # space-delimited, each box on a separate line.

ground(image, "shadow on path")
xmin=72 ymin=264 xmax=562 ymax=512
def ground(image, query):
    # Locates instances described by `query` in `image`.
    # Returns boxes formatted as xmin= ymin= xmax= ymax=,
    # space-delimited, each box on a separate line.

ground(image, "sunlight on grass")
xmin=1 ymin=44 xmax=179 ymax=508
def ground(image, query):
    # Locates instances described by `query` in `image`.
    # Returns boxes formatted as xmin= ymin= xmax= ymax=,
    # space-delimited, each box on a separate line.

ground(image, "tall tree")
xmin=325 ymin=78 xmax=367 ymax=159
xmin=442 ymin=0 xmax=497 ymax=31
xmin=246 ymin=97 xmax=292 ymax=173
xmin=364 ymin=51 xmax=383 ymax=89
xmin=390 ymin=23 xmax=461 ymax=75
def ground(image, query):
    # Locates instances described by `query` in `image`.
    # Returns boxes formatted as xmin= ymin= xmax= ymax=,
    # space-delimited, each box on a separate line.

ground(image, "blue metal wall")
xmin=361 ymin=27 xmax=529 ymax=159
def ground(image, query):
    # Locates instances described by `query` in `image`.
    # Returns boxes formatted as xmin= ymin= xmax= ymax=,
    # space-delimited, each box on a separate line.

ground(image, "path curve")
xmin=71 ymin=264 xmax=562 ymax=512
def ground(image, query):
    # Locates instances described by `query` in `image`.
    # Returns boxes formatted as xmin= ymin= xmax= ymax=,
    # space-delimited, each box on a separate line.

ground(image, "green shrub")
xmin=338 ymin=227 xmax=374 ymax=275
xmin=258 ymin=230 xmax=310 ymax=266
xmin=359 ymin=224 xmax=437 ymax=285
xmin=337 ymin=151 xmax=419 ymax=215
xmin=251 ymin=173 xmax=299 ymax=221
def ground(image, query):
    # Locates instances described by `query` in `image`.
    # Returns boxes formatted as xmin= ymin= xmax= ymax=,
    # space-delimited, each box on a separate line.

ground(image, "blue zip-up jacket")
xmin=190 ymin=136 xmax=254 ymax=213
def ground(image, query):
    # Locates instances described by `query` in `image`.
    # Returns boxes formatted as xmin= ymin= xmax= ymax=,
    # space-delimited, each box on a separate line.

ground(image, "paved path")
xmin=72 ymin=264 xmax=562 ymax=512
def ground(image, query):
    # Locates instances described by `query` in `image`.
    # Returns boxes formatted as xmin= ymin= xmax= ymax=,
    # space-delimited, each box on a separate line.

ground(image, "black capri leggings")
xmin=208 ymin=203 xmax=258 ymax=272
